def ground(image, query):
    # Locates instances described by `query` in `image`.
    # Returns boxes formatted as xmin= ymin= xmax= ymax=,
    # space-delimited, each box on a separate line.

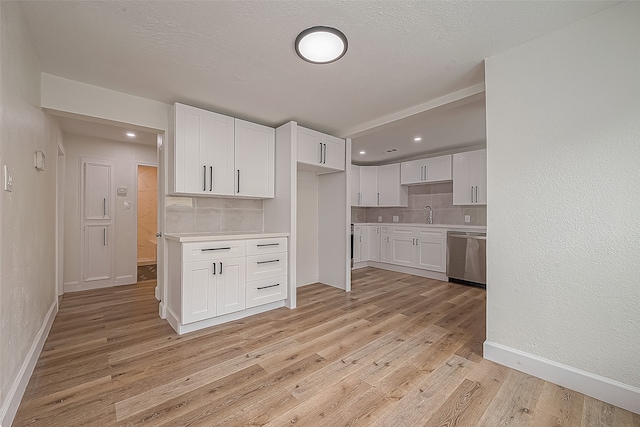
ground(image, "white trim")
xmin=484 ymin=341 xmax=640 ymax=415
xmin=167 ymin=301 xmax=285 ymax=335
xmin=64 ymin=280 xmax=134 ymax=293
xmin=0 ymin=301 xmax=57 ymax=427
xmin=353 ymin=261 xmax=448 ymax=282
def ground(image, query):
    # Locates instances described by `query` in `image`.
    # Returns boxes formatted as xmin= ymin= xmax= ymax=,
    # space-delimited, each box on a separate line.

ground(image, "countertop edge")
xmin=352 ymin=223 xmax=486 ymax=231
xmin=165 ymin=232 xmax=289 ymax=243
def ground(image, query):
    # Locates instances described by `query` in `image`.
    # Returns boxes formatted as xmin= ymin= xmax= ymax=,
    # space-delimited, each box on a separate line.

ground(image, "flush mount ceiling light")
xmin=126 ymin=132 xmax=136 ymax=137
xmin=295 ymin=26 xmax=348 ymax=64
xmin=359 ymin=151 xmax=366 ymax=154
xmin=414 ymin=137 xmax=422 ymax=142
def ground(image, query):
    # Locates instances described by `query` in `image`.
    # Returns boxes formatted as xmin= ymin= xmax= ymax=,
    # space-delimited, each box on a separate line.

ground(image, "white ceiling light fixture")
xmin=359 ymin=151 xmax=366 ymax=154
xmin=295 ymin=26 xmax=348 ymax=64
xmin=414 ymin=137 xmax=422 ymax=142
xmin=126 ymin=132 xmax=136 ymax=137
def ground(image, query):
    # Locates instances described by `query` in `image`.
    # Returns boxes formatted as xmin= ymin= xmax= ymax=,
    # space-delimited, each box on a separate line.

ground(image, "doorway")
xmin=137 ymin=164 xmax=158 ymax=282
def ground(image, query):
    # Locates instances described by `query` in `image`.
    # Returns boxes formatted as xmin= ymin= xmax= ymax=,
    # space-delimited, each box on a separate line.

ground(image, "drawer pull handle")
xmin=257 ymin=243 xmax=280 ymax=247
xmin=257 ymin=284 xmax=280 ymax=290
xmin=257 ymin=259 xmax=279 ymax=264
xmin=201 ymin=247 xmax=231 ymax=251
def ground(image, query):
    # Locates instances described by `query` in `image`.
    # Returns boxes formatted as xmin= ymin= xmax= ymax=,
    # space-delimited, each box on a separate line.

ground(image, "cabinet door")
xmin=416 ymin=237 xmax=447 ymax=272
xmin=353 ymin=226 xmax=362 ymax=263
xmin=368 ymin=226 xmax=381 ymax=262
xmin=322 ymin=134 xmax=345 ymax=171
xmin=183 ymin=260 xmax=217 ymax=324
xmin=174 ymin=103 xmax=235 ymax=195
xmin=234 ymin=119 xmax=275 ymax=198
xmin=360 ymin=166 xmax=378 ymax=206
xmin=351 ymin=165 xmax=361 ymax=206
xmin=400 ymin=159 xmax=423 ymax=185
xmin=470 ymin=149 xmax=487 ymax=205
xmin=425 ymin=155 xmax=452 ymax=182
xmin=453 ymin=150 xmax=486 ymax=205
xmin=380 ymin=231 xmax=392 ymax=263
xmin=216 ymin=256 xmax=246 ymax=316
xmin=83 ymin=161 xmax=111 ymax=219
xmin=377 ymin=163 xmax=407 ymax=206
xmin=390 ymin=227 xmax=416 ymax=267
xmin=297 ymin=126 xmax=323 ymax=165
xmin=83 ymin=224 xmax=113 ymax=283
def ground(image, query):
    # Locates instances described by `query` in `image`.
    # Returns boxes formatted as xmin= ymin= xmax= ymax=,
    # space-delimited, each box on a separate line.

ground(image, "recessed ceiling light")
xmin=414 ymin=137 xmax=422 ymax=142
xmin=126 ymin=132 xmax=136 ymax=137
xmin=359 ymin=151 xmax=365 ymax=154
xmin=295 ymin=26 xmax=348 ymax=64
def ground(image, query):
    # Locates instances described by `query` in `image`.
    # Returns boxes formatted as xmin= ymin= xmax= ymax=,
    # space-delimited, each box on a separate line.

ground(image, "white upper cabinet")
xmin=173 ymin=103 xmax=235 ymax=196
xmin=351 ymin=164 xmax=407 ymax=207
xmin=234 ymin=119 xmax=275 ymax=198
xmin=172 ymin=103 xmax=275 ymax=198
xmin=400 ymin=155 xmax=452 ymax=185
xmin=351 ymin=164 xmax=361 ymax=206
xmin=453 ymin=149 xmax=486 ymax=205
xmin=297 ymin=126 xmax=345 ymax=173
xmin=359 ymin=166 xmax=378 ymax=206
xmin=377 ymin=163 xmax=408 ymax=207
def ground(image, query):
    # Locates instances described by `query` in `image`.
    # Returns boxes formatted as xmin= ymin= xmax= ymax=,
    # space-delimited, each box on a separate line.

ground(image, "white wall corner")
xmin=484 ymin=341 xmax=640 ymax=415
xmin=1 ymin=301 xmax=57 ymax=427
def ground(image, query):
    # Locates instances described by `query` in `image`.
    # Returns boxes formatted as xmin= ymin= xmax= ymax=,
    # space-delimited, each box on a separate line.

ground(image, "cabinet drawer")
xmin=416 ymin=229 xmax=446 ymax=239
xmin=246 ymin=276 xmax=287 ymax=308
xmin=391 ymin=226 xmax=415 ymax=236
xmin=247 ymin=253 xmax=287 ymax=281
xmin=183 ymin=240 xmax=245 ymax=262
xmin=246 ymin=237 xmax=288 ymax=255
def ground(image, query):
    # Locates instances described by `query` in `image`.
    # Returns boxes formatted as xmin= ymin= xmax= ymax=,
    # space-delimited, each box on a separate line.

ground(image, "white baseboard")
xmin=354 ymin=261 xmax=448 ymax=282
xmin=484 ymin=341 xmax=640 ymax=415
xmin=1 ymin=301 xmax=57 ymax=427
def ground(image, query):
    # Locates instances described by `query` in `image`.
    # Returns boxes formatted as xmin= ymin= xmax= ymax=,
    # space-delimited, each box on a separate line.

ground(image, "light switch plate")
xmin=4 ymin=165 xmax=13 ymax=192
xmin=464 ymin=215 xmax=471 ymax=223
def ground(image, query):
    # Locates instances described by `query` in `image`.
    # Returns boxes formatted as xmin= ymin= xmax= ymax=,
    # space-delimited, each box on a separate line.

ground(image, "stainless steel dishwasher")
xmin=446 ymin=231 xmax=486 ymax=287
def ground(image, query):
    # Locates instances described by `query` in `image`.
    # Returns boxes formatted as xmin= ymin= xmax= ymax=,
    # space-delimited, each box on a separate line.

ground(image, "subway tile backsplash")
xmin=166 ymin=196 xmax=263 ymax=233
xmin=351 ymin=182 xmax=486 ymax=226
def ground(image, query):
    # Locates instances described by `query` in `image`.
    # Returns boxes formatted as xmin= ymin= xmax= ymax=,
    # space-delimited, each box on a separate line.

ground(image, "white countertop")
xmin=352 ymin=223 xmax=486 ymax=232
xmin=165 ymin=232 xmax=289 ymax=243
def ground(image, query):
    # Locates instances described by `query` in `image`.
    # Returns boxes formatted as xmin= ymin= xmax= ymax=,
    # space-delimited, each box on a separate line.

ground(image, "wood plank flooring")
xmin=14 ymin=267 xmax=640 ymax=426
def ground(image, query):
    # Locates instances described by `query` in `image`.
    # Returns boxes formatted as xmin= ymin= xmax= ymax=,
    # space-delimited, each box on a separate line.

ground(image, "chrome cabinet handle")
xmin=257 ymin=283 xmax=280 ymax=290
xmin=220 ymin=262 xmax=223 ymax=274
xmin=319 ymin=142 xmax=323 ymax=163
xmin=210 ymin=166 xmax=213 ymax=191
xmin=201 ymin=247 xmax=231 ymax=251
xmin=257 ymin=259 xmax=279 ymax=264
xmin=103 ymin=228 xmax=106 ymax=246
xmin=257 ymin=243 xmax=279 ymax=247
xmin=323 ymin=143 xmax=327 ymax=164
xmin=213 ymin=262 xmax=216 ymax=275
xmin=237 ymin=170 xmax=240 ymax=194
xmin=471 ymin=186 xmax=474 ymax=203
xmin=203 ymin=166 xmax=206 ymax=191
xmin=476 ymin=186 xmax=479 ymax=203
xmin=103 ymin=198 xmax=106 ymax=216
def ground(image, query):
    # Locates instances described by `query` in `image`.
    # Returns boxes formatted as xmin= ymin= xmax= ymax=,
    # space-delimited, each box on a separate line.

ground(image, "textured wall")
xmin=485 ymin=2 xmax=640 ymax=388
xmin=62 ymin=134 xmax=156 ymax=288
xmin=0 ymin=0 xmax=62 ymax=416
xmin=351 ymin=182 xmax=486 ymax=225
xmin=137 ymin=165 xmax=157 ymax=264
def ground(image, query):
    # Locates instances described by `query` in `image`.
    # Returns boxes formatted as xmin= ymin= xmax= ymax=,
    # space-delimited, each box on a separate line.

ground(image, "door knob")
xmin=155 ymin=232 xmax=162 ymax=237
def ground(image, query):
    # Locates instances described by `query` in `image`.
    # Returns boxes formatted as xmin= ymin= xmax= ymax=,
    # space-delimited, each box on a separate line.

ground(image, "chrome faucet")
xmin=424 ymin=205 xmax=433 ymax=224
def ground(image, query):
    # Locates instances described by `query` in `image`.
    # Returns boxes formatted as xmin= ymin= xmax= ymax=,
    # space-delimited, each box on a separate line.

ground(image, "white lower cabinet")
xmin=354 ymin=225 xmax=448 ymax=274
xmin=167 ymin=236 xmax=288 ymax=333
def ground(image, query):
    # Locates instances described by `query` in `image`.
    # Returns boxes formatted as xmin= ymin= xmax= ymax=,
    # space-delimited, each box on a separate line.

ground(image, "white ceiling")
xmin=19 ymin=1 xmax=616 ymax=162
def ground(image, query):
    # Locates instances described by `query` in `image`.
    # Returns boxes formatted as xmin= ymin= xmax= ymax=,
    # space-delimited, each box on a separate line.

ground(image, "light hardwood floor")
xmin=14 ymin=267 xmax=640 ymax=426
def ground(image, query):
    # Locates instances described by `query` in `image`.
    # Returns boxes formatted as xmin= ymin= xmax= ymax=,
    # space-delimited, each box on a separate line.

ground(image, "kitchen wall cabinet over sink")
xmin=171 ymin=103 xmax=275 ymax=198
xmin=453 ymin=149 xmax=486 ymax=205
xmin=401 ymin=155 xmax=452 ymax=185
xmin=297 ymin=126 xmax=345 ymax=173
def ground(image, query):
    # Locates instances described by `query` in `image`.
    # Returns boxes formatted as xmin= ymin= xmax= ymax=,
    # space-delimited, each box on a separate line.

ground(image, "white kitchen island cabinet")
xmin=166 ymin=233 xmax=288 ymax=334
xmin=171 ymin=103 xmax=275 ymax=198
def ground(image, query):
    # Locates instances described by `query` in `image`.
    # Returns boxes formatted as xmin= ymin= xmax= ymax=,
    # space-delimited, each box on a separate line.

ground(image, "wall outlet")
xmin=378 ymin=216 xmax=382 ymax=222
xmin=393 ymin=216 xmax=399 ymax=222
xmin=464 ymin=214 xmax=471 ymax=223
xmin=4 ymin=165 xmax=13 ymax=192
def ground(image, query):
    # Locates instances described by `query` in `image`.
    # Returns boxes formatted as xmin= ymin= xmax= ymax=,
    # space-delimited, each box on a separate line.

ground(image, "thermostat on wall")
xmin=34 ymin=151 xmax=45 ymax=171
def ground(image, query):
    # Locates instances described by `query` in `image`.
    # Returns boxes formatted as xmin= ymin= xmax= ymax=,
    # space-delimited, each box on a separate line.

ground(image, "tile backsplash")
xmin=166 ymin=196 xmax=263 ymax=233
xmin=351 ymin=182 xmax=486 ymax=226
